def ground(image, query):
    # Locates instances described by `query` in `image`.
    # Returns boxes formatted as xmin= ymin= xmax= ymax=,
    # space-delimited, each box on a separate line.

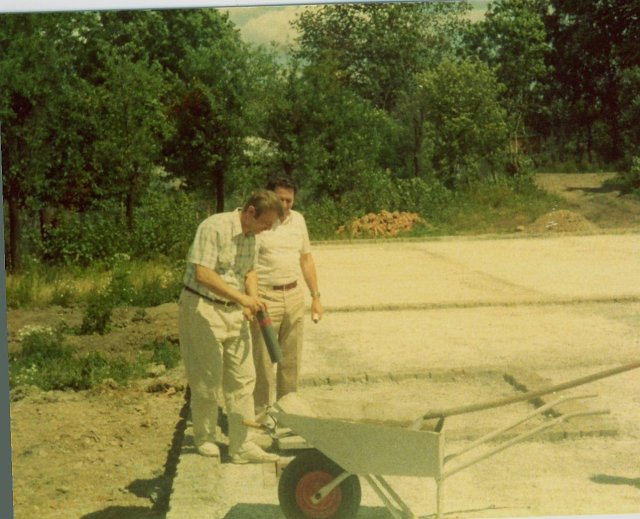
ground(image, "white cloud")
xmin=234 ymin=6 xmax=308 ymax=48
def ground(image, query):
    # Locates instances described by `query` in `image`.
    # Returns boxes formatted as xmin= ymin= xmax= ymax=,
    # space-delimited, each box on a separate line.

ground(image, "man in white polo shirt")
xmin=251 ymin=176 xmax=323 ymax=413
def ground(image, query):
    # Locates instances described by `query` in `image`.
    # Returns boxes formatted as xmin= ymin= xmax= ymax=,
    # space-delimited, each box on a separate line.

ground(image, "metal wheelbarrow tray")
xmin=262 ymin=361 xmax=640 ymax=519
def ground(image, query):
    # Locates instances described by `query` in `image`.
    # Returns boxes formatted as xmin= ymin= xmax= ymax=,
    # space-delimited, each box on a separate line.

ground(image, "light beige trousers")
xmin=250 ymin=285 xmax=305 ymax=411
xmin=178 ymin=290 xmax=255 ymax=454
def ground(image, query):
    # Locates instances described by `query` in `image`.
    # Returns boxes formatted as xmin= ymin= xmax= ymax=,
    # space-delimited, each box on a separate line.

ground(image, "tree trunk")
xmin=412 ymin=111 xmax=423 ymax=178
xmin=126 ymin=191 xmax=134 ymax=232
xmin=7 ymin=195 xmax=21 ymax=272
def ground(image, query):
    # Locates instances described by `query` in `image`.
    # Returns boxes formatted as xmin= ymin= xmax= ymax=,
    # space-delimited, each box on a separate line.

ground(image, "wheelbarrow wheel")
xmin=278 ymin=449 xmax=361 ymax=519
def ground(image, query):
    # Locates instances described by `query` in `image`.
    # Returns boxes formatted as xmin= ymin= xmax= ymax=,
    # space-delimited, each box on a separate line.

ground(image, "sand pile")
xmin=527 ymin=209 xmax=599 ymax=233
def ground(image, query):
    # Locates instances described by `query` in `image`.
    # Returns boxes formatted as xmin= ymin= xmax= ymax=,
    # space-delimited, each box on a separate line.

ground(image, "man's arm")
xmin=195 ymin=264 xmax=262 ymax=314
xmin=300 ymin=252 xmax=323 ymax=321
xmin=245 ymin=269 xmax=259 ymax=299
xmin=243 ymin=269 xmax=265 ymax=320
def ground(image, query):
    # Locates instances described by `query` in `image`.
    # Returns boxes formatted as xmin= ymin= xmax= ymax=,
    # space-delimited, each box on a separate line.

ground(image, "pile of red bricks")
xmin=337 ymin=210 xmax=426 ymax=238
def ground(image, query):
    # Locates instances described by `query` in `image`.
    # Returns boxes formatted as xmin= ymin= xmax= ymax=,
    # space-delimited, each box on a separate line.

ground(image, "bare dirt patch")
xmin=10 ymin=377 xmax=186 ymax=519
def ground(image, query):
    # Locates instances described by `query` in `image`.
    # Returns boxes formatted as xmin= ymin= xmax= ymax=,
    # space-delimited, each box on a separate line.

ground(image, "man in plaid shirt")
xmin=179 ymin=189 xmax=283 ymax=463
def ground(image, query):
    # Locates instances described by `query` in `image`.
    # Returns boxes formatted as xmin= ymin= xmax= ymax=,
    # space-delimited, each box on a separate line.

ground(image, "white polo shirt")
xmin=255 ymin=210 xmax=311 ymax=289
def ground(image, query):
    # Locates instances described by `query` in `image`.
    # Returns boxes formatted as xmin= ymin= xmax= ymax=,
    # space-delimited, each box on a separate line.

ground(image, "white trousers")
xmin=250 ymin=285 xmax=305 ymax=411
xmin=178 ymin=290 xmax=255 ymax=455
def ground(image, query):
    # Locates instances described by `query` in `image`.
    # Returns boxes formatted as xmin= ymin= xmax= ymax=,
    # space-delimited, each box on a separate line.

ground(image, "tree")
xmin=619 ymin=66 xmax=640 ymax=163
xmin=262 ymin=56 xmax=397 ymax=201
xmin=546 ymin=0 xmax=640 ymax=163
xmin=160 ymin=9 xmax=252 ymax=212
xmin=293 ymin=2 xmax=472 ymax=113
xmin=416 ymin=59 xmax=509 ymax=188
xmin=0 ymin=13 xmax=96 ymax=270
xmin=91 ymin=56 xmax=170 ymax=231
xmin=464 ymin=0 xmax=550 ymax=166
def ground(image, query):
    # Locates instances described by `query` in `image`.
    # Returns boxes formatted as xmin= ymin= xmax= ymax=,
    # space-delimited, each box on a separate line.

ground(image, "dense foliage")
xmin=1 ymin=1 xmax=639 ymax=272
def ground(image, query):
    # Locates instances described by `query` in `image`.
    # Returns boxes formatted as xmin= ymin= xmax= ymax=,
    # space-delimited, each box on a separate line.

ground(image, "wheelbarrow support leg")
xmin=364 ymin=474 xmax=418 ymax=519
xmin=436 ymin=477 xmax=444 ymax=519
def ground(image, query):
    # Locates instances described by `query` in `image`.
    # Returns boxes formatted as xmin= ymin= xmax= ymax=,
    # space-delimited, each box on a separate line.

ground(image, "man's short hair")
xmin=244 ymin=189 xmax=284 ymax=218
xmin=266 ymin=175 xmax=298 ymax=194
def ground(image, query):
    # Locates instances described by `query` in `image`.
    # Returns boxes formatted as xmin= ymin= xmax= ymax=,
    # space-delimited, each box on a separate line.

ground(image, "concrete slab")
xmin=301 ymin=303 xmax=640 ymax=377
xmin=167 ymin=233 xmax=640 ymax=518
xmin=309 ymin=234 xmax=640 ymax=309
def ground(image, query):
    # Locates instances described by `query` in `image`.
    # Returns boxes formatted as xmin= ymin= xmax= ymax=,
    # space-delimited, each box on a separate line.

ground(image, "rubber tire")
xmin=278 ymin=449 xmax=361 ymax=519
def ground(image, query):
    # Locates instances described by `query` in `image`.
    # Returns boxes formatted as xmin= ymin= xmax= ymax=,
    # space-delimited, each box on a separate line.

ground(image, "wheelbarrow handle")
xmin=419 ymin=360 xmax=640 ymax=421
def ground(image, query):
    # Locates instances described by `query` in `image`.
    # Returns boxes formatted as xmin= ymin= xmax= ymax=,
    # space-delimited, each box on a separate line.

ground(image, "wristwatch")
xmin=310 ymin=291 xmax=321 ymax=298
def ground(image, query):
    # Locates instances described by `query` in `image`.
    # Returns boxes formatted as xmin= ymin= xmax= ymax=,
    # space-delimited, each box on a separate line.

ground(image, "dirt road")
xmin=535 ymin=172 xmax=640 ymax=230
xmin=7 ymin=172 xmax=640 ymax=519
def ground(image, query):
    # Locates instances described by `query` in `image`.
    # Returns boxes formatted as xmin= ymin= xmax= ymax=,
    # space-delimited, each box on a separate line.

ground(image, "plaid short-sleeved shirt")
xmin=182 ymin=209 xmax=257 ymax=300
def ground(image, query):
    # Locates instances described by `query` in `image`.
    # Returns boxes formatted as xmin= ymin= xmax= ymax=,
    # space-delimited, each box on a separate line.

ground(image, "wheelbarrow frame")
xmin=264 ymin=361 xmax=640 ymax=519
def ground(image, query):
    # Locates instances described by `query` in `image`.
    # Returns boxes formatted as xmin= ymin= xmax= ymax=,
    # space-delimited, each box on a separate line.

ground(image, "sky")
xmin=0 ymin=1 xmax=489 ymax=48
xmin=225 ymin=1 xmax=490 ymax=49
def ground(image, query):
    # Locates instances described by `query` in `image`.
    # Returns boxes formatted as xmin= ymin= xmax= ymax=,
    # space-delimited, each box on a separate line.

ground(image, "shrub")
xmin=339 ymin=169 xmax=402 ymax=214
xmin=298 ymin=197 xmax=346 ymax=240
xmin=50 ymin=280 xmax=78 ymax=307
xmin=78 ymin=352 xmax=146 ymax=389
xmin=613 ymin=156 xmax=640 ymax=196
xmin=130 ymin=190 xmax=199 ymax=261
xmin=10 ymin=327 xmax=79 ymax=390
xmin=131 ymin=269 xmax=182 ymax=307
xmin=40 ymin=203 xmax=130 ymax=266
xmin=18 ymin=326 xmax=73 ymax=363
xmin=396 ymin=177 xmax=452 ymax=219
xmin=108 ymin=255 xmax=136 ymax=306
xmin=143 ymin=339 xmax=181 ymax=370
xmin=80 ymin=290 xmax=114 ymax=335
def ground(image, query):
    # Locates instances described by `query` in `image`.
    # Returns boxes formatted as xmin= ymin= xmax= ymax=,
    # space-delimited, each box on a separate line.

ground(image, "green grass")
xmin=430 ymin=181 xmax=565 ymax=235
xmin=9 ymin=327 xmax=145 ymax=391
xmin=6 ymin=258 xmax=183 ymax=310
xmin=9 ymin=328 xmax=181 ymax=392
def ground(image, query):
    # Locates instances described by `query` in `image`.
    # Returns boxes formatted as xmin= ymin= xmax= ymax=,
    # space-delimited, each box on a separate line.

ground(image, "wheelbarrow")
xmin=254 ymin=361 xmax=640 ymax=519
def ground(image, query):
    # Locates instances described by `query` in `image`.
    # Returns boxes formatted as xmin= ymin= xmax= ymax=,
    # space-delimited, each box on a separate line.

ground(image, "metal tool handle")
xmin=418 ymin=360 xmax=640 ymax=421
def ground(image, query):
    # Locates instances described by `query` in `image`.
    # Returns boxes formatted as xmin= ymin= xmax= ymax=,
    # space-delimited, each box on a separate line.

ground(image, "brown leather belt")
xmin=272 ymin=280 xmax=298 ymax=291
xmin=183 ymin=285 xmax=238 ymax=308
